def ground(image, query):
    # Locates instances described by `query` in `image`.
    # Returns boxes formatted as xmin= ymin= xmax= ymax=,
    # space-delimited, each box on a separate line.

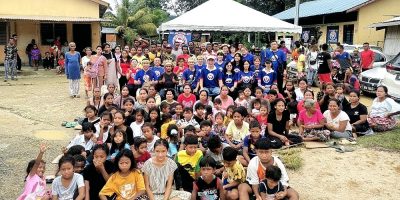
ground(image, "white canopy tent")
xmin=158 ymin=0 xmax=302 ymax=33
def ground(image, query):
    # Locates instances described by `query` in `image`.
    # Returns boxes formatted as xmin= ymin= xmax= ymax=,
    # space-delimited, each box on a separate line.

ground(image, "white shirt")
xmin=94 ymin=123 xmax=110 ymax=143
xmin=130 ymin=121 xmax=144 ymax=137
xmin=146 ymin=135 xmax=160 ymax=153
xmin=370 ymin=97 xmax=400 ymax=117
xmin=246 ymin=156 xmax=289 ymax=187
xmin=67 ymin=134 xmax=95 ymax=151
xmin=323 ymin=110 xmax=352 ymax=131
xmin=294 ymin=88 xmax=304 ymax=102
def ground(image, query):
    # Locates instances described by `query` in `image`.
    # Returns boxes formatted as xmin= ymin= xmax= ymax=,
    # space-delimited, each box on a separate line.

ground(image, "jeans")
xmin=4 ymin=59 xmax=16 ymax=80
xmin=203 ymin=87 xmax=220 ymax=97
xmin=307 ymin=68 xmax=317 ymax=86
xmin=28 ymin=54 xmax=32 ymax=66
xmin=330 ymin=130 xmax=352 ymax=139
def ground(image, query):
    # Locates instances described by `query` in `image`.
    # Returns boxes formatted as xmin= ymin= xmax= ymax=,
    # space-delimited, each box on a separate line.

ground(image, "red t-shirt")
xmin=136 ymin=151 xmax=151 ymax=169
xmin=177 ymin=54 xmax=190 ymax=67
xmin=360 ymin=49 xmax=374 ymax=69
xmin=120 ymin=60 xmax=131 ymax=75
xmin=127 ymin=68 xmax=137 ymax=85
xmin=177 ymin=93 xmax=197 ymax=108
xmin=174 ymin=65 xmax=187 ymax=76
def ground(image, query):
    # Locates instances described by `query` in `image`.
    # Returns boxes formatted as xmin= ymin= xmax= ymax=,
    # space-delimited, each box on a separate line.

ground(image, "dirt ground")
xmin=1 ymin=68 xmax=399 ymax=199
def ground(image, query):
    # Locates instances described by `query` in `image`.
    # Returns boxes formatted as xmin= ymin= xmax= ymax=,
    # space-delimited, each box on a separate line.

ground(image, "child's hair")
xmin=161 ymin=112 xmax=172 ymax=124
xmin=249 ymin=120 xmax=261 ymax=129
xmin=267 ymin=89 xmax=278 ymax=96
xmin=222 ymin=146 xmax=238 ymax=162
xmin=226 ymin=105 xmax=236 ymax=114
xmin=84 ymin=105 xmax=98 ymax=115
xmin=135 ymin=108 xmax=145 ymax=117
xmin=335 ymin=83 xmax=345 ymax=90
xmin=199 ymin=120 xmax=212 ymax=129
xmin=213 ymin=98 xmax=222 ymax=105
xmin=115 ymin=149 xmax=137 ymax=171
xmin=214 ymin=112 xmax=225 ymax=121
xmin=154 ymin=139 xmax=169 ymax=150
xmin=81 ymin=122 xmax=97 ymax=133
xmin=265 ymin=165 xmax=282 ymax=182
xmin=199 ymin=156 xmax=217 ymax=168
xmin=298 ymin=78 xmax=308 ymax=85
xmin=26 ymin=159 xmax=45 ymax=178
xmin=205 ymin=105 xmax=213 ymax=116
xmin=255 ymin=138 xmax=271 ymax=150
xmin=100 ymin=111 xmax=113 ymax=121
xmin=320 ymin=82 xmax=327 ymax=91
xmin=184 ymin=125 xmax=196 ymax=134
xmin=123 ymin=98 xmax=135 ymax=106
xmin=304 ymin=89 xmax=314 ymax=97
xmin=160 ymin=101 xmax=170 ymax=110
xmin=73 ymin=154 xmax=86 ymax=164
xmin=114 ymin=110 xmax=126 ymax=120
xmin=284 ymin=80 xmax=295 ymax=92
xmin=167 ymin=124 xmax=179 ymax=142
xmin=207 ymin=135 xmax=222 ymax=151
xmin=233 ymin=106 xmax=248 ymax=118
xmin=184 ymin=134 xmax=198 ymax=145
xmin=107 ymin=106 xmax=118 ymax=113
xmin=195 ymin=103 xmax=205 ymax=111
xmin=66 ymin=145 xmax=85 ymax=156
xmin=237 ymin=90 xmax=244 ymax=95
xmin=103 ymin=92 xmax=114 ymax=100
xmin=183 ymin=107 xmax=193 ymax=114
xmin=111 ymin=129 xmax=127 ymax=152
xmin=251 ymin=98 xmax=261 ymax=109
xmin=133 ymin=136 xmax=147 ymax=149
xmin=92 ymin=143 xmax=109 ymax=156
xmin=142 ymin=122 xmax=154 ymax=131
xmin=58 ymin=155 xmax=75 ymax=169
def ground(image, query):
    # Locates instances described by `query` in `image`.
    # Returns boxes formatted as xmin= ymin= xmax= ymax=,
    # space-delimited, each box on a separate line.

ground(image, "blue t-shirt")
xmin=183 ymin=68 xmax=200 ymax=89
xmin=225 ymin=54 xmax=234 ymax=63
xmin=335 ymin=52 xmax=352 ymax=69
xmin=242 ymin=53 xmax=254 ymax=66
xmin=201 ymin=66 xmax=222 ymax=88
xmin=239 ymin=71 xmax=254 ymax=85
xmin=258 ymin=68 xmax=276 ymax=88
xmin=195 ymin=64 xmax=206 ymax=71
xmin=151 ymin=66 xmax=165 ymax=80
xmin=263 ymin=49 xmax=286 ymax=72
xmin=243 ymin=135 xmax=265 ymax=159
xmin=215 ymin=61 xmax=226 ymax=71
xmin=223 ymin=73 xmax=239 ymax=88
xmin=135 ymin=68 xmax=157 ymax=85
xmin=250 ymin=65 xmax=264 ymax=78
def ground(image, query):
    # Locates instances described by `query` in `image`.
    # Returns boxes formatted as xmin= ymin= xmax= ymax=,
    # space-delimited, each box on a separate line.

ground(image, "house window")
xmin=0 ymin=22 xmax=7 ymax=45
xmin=40 ymin=23 xmax=67 ymax=45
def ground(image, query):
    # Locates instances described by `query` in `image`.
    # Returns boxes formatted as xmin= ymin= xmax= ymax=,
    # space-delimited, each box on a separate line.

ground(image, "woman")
xmin=297 ymin=90 xmax=320 ymax=113
xmin=368 ymin=86 xmax=400 ymax=132
xmin=118 ymin=50 xmax=131 ymax=90
xmin=65 ymin=42 xmax=81 ymax=98
xmin=90 ymin=45 xmax=108 ymax=87
xmin=193 ymin=90 xmax=213 ymax=113
xmin=148 ymin=85 xmax=162 ymax=107
xmin=297 ymin=99 xmax=327 ymax=141
xmin=215 ymin=85 xmax=234 ymax=110
xmin=232 ymin=52 xmax=243 ymax=73
xmin=344 ymin=67 xmax=360 ymax=93
xmin=114 ymin=45 xmax=122 ymax=62
xmin=323 ymin=99 xmax=353 ymax=139
xmin=344 ymin=91 xmax=373 ymax=136
xmin=135 ymin=88 xmax=148 ymax=110
xmin=103 ymin=43 xmax=119 ymax=89
xmin=177 ymin=84 xmax=197 ymax=109
xmin=161 ymin=88 xmax=178 ymax=110
xmin=306 ymin=44 xmax=319 ymax=87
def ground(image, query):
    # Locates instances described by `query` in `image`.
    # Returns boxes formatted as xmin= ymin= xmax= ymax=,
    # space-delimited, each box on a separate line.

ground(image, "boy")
xmin=222 ymin=147 xmax=246 ymax=200
xmin=191 ymin=156 xmax=225 ymax=200
xmin=243 ymin=120 xmax=265 ymax=165
xmin=160 ymin=101 xmax=170 ymax=115
xmin=177 ymin=107 xmax=200 ymax=130
xmin=175 ymin=135 xmax=203 ymax=192
xmin=142 ymin=122 xmax=160 ymax=153
xmin=67 ymin=122 xmax=97 ymax=152
xmin=72 ymin=154 xmax=86 ymax=174
xmin=198 ymin=120 xmax=216 ymax=153
xmin=259 ymin=165 xmax=287 ymax=200
xmin=193 ymin=103 xmax=206 ymax=124
xmin=206 ymin=136 xmax=228 ymax=175
xmin=213 ymin=98 xmax=225 ymax=117
xmin=160 ymin=113 xmax=175 ymax=139
xmin=238 ymin=138 xmax=299 ymax=200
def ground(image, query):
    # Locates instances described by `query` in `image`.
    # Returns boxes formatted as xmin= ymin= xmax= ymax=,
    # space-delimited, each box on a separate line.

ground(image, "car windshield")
xmin=389 ymin=53 xmax=400 ymax=66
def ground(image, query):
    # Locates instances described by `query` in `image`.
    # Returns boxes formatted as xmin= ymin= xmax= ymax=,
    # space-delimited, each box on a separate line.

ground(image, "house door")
xmin=343 ymin=24 xmax=354 ymax=45
xmin=73 ymin=24 xmax=91 ymax=53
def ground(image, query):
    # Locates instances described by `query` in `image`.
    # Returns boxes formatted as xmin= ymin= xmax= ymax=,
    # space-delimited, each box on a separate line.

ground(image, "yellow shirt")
xmin=132 ymin=55 xmax=146 ymax=69
xmin=225 ymin=121 xmax=249 ymax=142
xmin=100 ymin=170 xmax=145 ymax=200
xmin=296 ymin=54 xmax=305 ymax=72
xmin=176 ymin=150 xmax=203 ymax=179
xmin=160 ymin=120 xmax=176 ymax=139
xmin=148 ymin=52 xmax=156 ymax=63
xmin=226 ymin=161 xmax=246 ymax=184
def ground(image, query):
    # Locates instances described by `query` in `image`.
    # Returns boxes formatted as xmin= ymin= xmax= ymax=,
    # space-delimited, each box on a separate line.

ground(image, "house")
xmin=0 ymin=0 xmax=109 ymax=64
xmin=370 ymin=16 xmax=400 ymax=56
xmin=274 ymin=0 xmax=400 ymax=47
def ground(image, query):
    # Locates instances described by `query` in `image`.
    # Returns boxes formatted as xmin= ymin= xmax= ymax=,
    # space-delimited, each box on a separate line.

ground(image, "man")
xmin=161 ymin=44 xmax=175 ymax=64
xmin=263 ymin=41 xmax=286 ymax=93
xmin=334 ymin=44 xmax=352 ymax=80
xmin=241 ymin=47 xmax=254 ymax=66
xmin=12 ymin=34 xmax=22 ymax=71
xmin=188 ymin=41 xmax=195 ymax=55
xmin=360 ymin=42 xmax=375 ymax=71
xmin=4 ymin=38 xmax=18 ymax=82
xmin=203 ymin=43 xmax=216 ymax=59
xmin=199 ymin=55 xmax=223 ymax=97
xmin=317 ymin=43 xmax=332 ymax=85
xmin=171 ymin=42 xmax=183 ymax=58
xmin=148 ymin=43 xmax=157 ymax=63
xmin=132 ymin=47 xmax=146 ymax=68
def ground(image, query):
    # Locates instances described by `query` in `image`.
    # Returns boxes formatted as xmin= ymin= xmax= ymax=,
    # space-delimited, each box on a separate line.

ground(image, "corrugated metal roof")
xmin=370 ymin=16 xmax=400 ymax=28
xmin=274 ymin=0 xmax=370 ymax=20
xmin=0 ymin=15 xmax=111 ymax=22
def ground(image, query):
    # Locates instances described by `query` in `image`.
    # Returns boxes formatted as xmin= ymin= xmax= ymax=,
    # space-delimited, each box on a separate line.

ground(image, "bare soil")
xmin=1 ymin=68 xmax=399 ymax=200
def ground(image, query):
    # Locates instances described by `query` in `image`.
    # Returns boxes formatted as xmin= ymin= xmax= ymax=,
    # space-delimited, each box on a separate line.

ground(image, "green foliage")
xmin=358 ymin=129 xmax=400 ymax=151
xmin=276 ymin=148 xmax=303 ymax=171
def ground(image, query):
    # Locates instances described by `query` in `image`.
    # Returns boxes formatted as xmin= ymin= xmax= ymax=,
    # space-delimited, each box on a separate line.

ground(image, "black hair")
xmin=184 ymin=134 xmax=198 ymax=145
xmin=167 ymin=124 xmax=179 ymax=143
xmin=321 ymin=43 xmax=329 ymax=51
xmin=161 ymin=112 xmax=172 ymax=124
xmin=273 ymin=98 xmax=286 ymax=106
xmin=81 ymin=122 xmax=97 ymax=133
xmin=328 ymin=98 xmax=341 ymax=108
xmin=349 ymin=90 xmax=360 ymax=98
xmin=135 ymin=108 xmax=146 ymax=117
xmin=200 ymin=120 xmax=212 ymax=129
xmin=237 ymin=89 xmax=244 ymax=95
xmin=199 ymin=89 xmax=209 ymax=97
xmin=207 ymin=135 xmax=222 ymax=151
xmin=298 ymin=78 xmax=308 ymax=85
xmin=377 ymin=85 xmax=388 ymax=95
xmin=66 ymin=145 xmax=85 ymax=156
xmin=110 ymin=129 xmax=127 ymax=154
xmin=223 ymin=61 xmax=236 ymax=76
xmin=213 ymin=98 xmax=222 ymax=104
xmin=100 ymin=111 xmax=113 ymax=121
xmin=254 ymin=138 xmax=271 ymax=150
xmin=249 ymin=120 xmax=261 ymax=129
xmin=183 ymin=107 xmax=193 ymax=113
xmin=84 ymin=105 xmax=98 ymax=115
xmin=123 ymin=98 xmax=135 ymax=105
xmin=267 ymin=90 xmax=278 ymax=96
xmin=164 ymin=88 xmax=176 ymax=99
xmin=205 ymin=105 xmax=213 ymax=117
xmin=199 ymin=156 xmax=217 ymax=168
xmin=114 ymin=110 xmax=126 ymax=120
xmin=195 ymin=103 xmax=205 ymax=110
xmin=103 ymin=92 xmax=114 ymax=100
xmin=154 ymin=139 xmax=169 ymax=150
xmin=73 ymin=154 xmax=86 ymax=164
xmin=92 ymin=143 xmax=109 ymax=156
xmin=133 ymin=136 xmax=147 ymax=149
xmin=58 ymin=155 xmax=75 ymax=169
xmin=222 ymin=146 xmax=238 ymax=161
xmin=115 ymin=149 xmax=137 ymax=171
xmin=25 ymin=159 xmax=45 ymax=179
xmin=304 ymin=89 xmax=314 ymax=97
xmin=233 ymin=106 xmax=248 ymax=117
xmin=160 ymin=101 xmax=170 ymax=110
xmin=184 ymin=125 xmax=196 ymax=134
xmin=265 ymin=165 xmax=282 ymax=182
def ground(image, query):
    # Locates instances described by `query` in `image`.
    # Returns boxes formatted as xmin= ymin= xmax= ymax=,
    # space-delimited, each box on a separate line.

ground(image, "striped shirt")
xmin=142 ymin=158 xmax=177 ymax=194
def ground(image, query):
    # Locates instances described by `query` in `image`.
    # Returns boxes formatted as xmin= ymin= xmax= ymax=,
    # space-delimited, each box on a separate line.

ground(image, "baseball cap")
xmin=207 ymin=55 xmax=215 ymax=60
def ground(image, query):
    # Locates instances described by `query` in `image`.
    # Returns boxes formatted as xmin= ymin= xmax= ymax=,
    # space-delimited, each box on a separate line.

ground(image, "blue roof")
xmin=274 ymin=0 xmax=370 ymax=20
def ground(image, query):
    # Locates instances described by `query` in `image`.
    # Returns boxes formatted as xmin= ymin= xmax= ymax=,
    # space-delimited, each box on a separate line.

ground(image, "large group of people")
xmin=14 ymin=37 xmax=400 ymax=200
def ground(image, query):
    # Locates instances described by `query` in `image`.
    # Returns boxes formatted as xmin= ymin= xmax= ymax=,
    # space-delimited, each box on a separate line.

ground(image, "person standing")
xmin=317 ymin=44 xmax=332 ymax=85
xmin=306 ymin=44 xmax=319 ymax=87
xmin=360 ymin=42 xmax=375 ymax=72
xmin=65 ymin=42 xmax=82 ymax=98
xmin=12 ymin=34 xmax=22 ymax=71
xmin=263 ymin=41 xmax=286 ymax=93
xmin=3 ymin=38 xmax=18 ymax=82
xmin=25 ymin=39 xmax=35 ymax=67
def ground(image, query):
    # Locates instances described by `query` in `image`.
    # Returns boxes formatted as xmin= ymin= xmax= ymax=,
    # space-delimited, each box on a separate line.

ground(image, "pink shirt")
xmin=298 ymin=109 xmax=324 ymax=126
xmin=177 ymin=93 xmax=197 ymax=108
xmin=17 ymin=174 xmax=47 ymax=200
xmin=215 ymin=95 xmax=234 ymax=110
xmin=297 ymin=100 xmax=321 ymax=113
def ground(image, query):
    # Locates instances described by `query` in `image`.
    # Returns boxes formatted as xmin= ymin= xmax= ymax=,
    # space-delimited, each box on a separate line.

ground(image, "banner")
xmin=302 ymin=31 xmax=310 ymax=43
xmin=327 ymin=29 xmax=338 ymax=43
xmin=168 ymin=32 xmax=192 ymax=45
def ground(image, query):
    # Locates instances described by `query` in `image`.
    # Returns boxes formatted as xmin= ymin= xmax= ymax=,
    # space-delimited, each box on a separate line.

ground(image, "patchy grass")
xmin=357 ymin=129 xmax=400 ymax=151
xmin=275 ymin=148 xmax=303 ymax=171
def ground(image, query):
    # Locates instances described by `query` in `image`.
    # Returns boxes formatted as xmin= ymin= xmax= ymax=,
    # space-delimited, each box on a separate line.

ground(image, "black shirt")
xmin=194 ymin=176 xmax=221 ymax=200
xmin=83 ymin=160 xmax=115 ymax=200
xmin=193 ymin=115 xmax=205 ymax=125
xmin=159 ymin=72 xmax=178 ymax=89
xmin=343 ymin=103 xmax=369 ymax=126
xmin=317 ymin=52 xmax=331 ymax=74
xmin=267 ymin=110 xmax=290 ymax=135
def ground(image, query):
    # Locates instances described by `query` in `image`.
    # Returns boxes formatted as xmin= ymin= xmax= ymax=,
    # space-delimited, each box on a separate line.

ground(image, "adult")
xmin=343 ymin=91 xmax=372 ymax=136
xmin=241 ymin=47 xmax=254 ymax=66
xmin=323 ymin=99 xmax=353 ymax=139
xmin=118 ymin=50 xmax=131 ymax=90
xmin=12 ymin=34 xmax=22 ymax=71
xmin=334 ymin=44 xmax=352 ymax=80
xmin=177 ymin=84 xmax=197 ymax=109
xmin=306 ymin=44 xmax=319 ymax=87
xmin=90 ymin=46 xmax=108 ymax=87
xmin=132 ymin=46 xmax=146 ymax=68
xmin=148 ymin=85 xmax=162 ymax=107
xmin=297 ymin=90 xmax=320 ymax=113
xmin=135 ymin=88 xmax=149 ymax=110
xmin=65 ymin=42 xmax=82 ymax=98
xmin=297 ymin=99 xmax=326 ymax=141
xmin=360 ymin=42 xmax=375 ymax=71
xmin=25 ymin=39 xmax=36 ymax=67
xmin=279 ymin=40 xmax=291 ymax=56
xmin=161 ymin=44 xmax=175 ymax=63
xmin=114 ymin=45 xmax=122 ymax=62
xmin=160 ymin=88 xmax=178 ymax=110
xmin=368 ymin=86 xmax=400 ymax=132
xmin=103 ymin=44 xmax=119 ymax=89
xmin=151 ymin=57 xmax=165 ymax=81
xmin=182 ymin=57 xmax=200 ymax=92
xmin=171 ymin=42 xmax=183 ymax=58
xmin=176 ymin=45 xmax=190 ymax=67
xmin=317 ymin=43 xmax=332 ymax=85
xmin=193 ymin=90 xmax=214 ymax=113
xmin=215 ymin=85 xmax=235 ymax=110
xmin=343 ymin=67 xmax=360 ymax=93
xmin=263 ymin=41 xmax=286 ymax=93
xmin=134 ymin=59 xmax=157 ymax=89
xmin=3 ymin=38 xmax=18 ymax=82
xmin=199 ymin=55 xmax=223 ymax=97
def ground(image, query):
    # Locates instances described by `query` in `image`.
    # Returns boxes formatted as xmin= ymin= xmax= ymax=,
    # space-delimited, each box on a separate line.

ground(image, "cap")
xmin=207 ymin=55 xmax=215 ymax=60
xmin=164 ymin=60 xmax=173 ymax=66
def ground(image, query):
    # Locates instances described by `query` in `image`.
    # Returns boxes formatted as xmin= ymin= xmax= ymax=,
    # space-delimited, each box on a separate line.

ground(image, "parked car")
xmin=358 ymin=49 xmax=388 ymax=94
xmin=382 ymin=52 xmax=400 ymax=102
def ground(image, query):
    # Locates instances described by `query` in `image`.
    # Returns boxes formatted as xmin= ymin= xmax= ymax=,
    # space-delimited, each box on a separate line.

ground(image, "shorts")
xmin=318 ymin=73 xmax=332 ymax=84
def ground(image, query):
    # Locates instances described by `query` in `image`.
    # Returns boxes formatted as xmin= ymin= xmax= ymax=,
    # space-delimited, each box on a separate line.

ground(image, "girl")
xmin=123 ymin=98 xmax=135 ymax=126
xmin=238 ymin=61 xmax=254 ymax=90
xmin=88 ymin=87 xmax=103 ymax=111
xmin=65 ymin=42 xmax=82 ymax=98
xmin=98 ymin=93 xmax=117 ymax=117
xmin=82 ymin=47 xmax=93 ymax=98
xmin=225 ymin=107 xmax=250 ymax=150
xmin=118 ymin=50 xmax=131 ymax=89
xmin=166 ymin=124 xmax=180 ymax=157
xmin=52 ymin=156 xmax=85 ymax=200
xmin=146 ymin=107 xmax=162 ymax=136
xmin=243 ymin=87 xmax=255 ymax=103
xmin=251 ymin=56 xmax=263 ymax=88
xmin=319 ymin=82 xmax=336 ymax=113
xmin=82 ymin=105 xmax=100 ymax=124
xmin=232 ymin=52 xmax=243 ymax=73
xmin=177 ymin=84 xmax=197 ymax=109
xmin=161 ymin=89 xmax=178 ymax=110
xmin=103 ymin=43 xmax=119 ymax=89
xmin=323 ymin=99 xmax=354 ymax=139
xmin=145 ymin=96 xmax=157 ymax=116
xmin=334 ymin=84 xmax=349 ymax=109
xmin=258 ymin=60 xmax=276 ymax=94
xmin=31 ymin=44 xmax=41 ymax=71
xmin=99 ymin=150 xmax=147 ymax=200
xmin=256 ymin=104 xmax=269 ymax=134
xmin=142 ymin=122 xmax=160 ymax=154
xmin=132 ymin=137 xmax=151 ymax=170
xmin=126 ymin=59 xmax=139 ymax=96
xmin=143 ymin=139 xmax=192 ymax=200
xmin=57 ymin=54 xmax=65 ymax=74
xmin=105 ymin=83 xmax=119 ymax=99
xmin=344 ymin=67 xmax=360 ymax=93
xmin=235 ymin=90 xmax=248 ymax=108
xmin=148 ymin=85 xmax=162 ymax=107
xmin=215 ymin=52 xmax=226 ymax=70
xmin=213 ymin=112 xmax=227 ymax=143
xmin=172 ymin=103 xmax=184 ymax=121
xmin=297 ymin=90 xmax=320 ymax=113
xmin=96 ymin=111 xmax=113 ymax=144
xmin=18 ymin=144 xmax=50 ymax=200
xmin=283 ymin=81 xmax=297 ymax=126
xmin=215 ymin=85 xmax=234 ymax=111
xmin=109 ymin=110 xmax=134 ymax=147
xmin=83 ymin=144 xmax=115 ymax=200
xmin=113 ymin=85 xmax=135 ymax=109
xmin=109 ymin=129 xmax=130 ymax=160
xmin=250 ymin=98 xmax=262 ymax=117
xmin=224 ymin=105 xmax=236 ymax=127
xmin=193 ymin=90 xmax=214 ymax=113
xmin=222 ymin=62 xmax=238 ymax=97
xmin=294 ymin=78 xmax=307 ymax=102
xmin=134 ymin=88 xmax=148 ymax=110
xmin=130 ymin=109 xmax=146 ymax=138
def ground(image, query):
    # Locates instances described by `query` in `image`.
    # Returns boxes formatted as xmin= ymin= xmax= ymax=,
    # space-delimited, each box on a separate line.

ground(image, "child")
xmin=109 ymin=129 xmax=130 ymax=161
xmin=43 ymin=52 xmax=54 ymax=70
xmin=142 ymin=122 xmax=160 ymax=153
xmin=82 ymin=105 xmax=100 ymax=124
xmin=335 ymin=84 xmax=349 ymax=109
xmin=193 ymin=103 xmax=206 ymax=124
xmin=57 ymin=54 xmax=65 ymax=74
xmin=296 ymin=48 xmax=306 ymax=79
xmin=132 ymin=137 xmax=151 ymax=169
xmin=294 ymin=78 xmax=307 ymax=102
xmin=73 ymin=154 xmax=86 ymax=174
xmin=212 ymin=112 xmax=227 ymax=143
xmin=225 ymin=107 xmax=250 ymax=150
xmin=99 ymin=149 xmax=147 ymax=200
xmin=191 ymin=156 xmax=225 ymax=200
xmin=31 ymin=44 xmax=41 ymax=71
xmin=206 ymin=136 xmax=227 ymax=175
xmin=259 ymin=165 xmax=288 ymax=200
xmin=224 ymin=105 xmax=236 ymax=127
xmin=172 ymin=103 xmax=184 ymax=121
xmin=67 ymin=122 xmax=97 ymax=152
xmin=213 ymin=98 xmax=226 ymax=117
xmin=114 ymin=85 xmax=135 ymax=109
xmin=83 ymin=144 xmax=115 ymax=200
xmin=198 ymin=120 xmax=216 ymax=153
xmin=331 ymin=67 xmax=342 ymax=84
xmin=175 ymin=135 xmax=203 ymax=192
xmin=18 ymin=144 xmax=51 ymax=200
xmin=167 ymin=124 xmax=180 ymax=157
xmin=243 ymin=120 xmax=265 ymax=164
xmin=123 ymin=98 xmax=135 ymax=126
xmin=98 ymin=93 xmax=118 ymax=117
xmin=177 ymin=107 xmax=200 ymax=130
xmin=109 ymin=110 xmax=134 ymax=146
xmin=251 ymin=98 xmax=262 ymax=117
xmin=256 ymin=105 xmax=269 ymax=134
xmin=160 ymin=101 xmax=171 ymax=116
xmin=146 ymin=107 xmax=162 ymax=135
xmin=319 ymin=82 xmax=336 ymax=113
xmin=96 ymin=111 xmax=113 ymax=144
xmin=160 ymin=113 xmax=176 ymax=139
xmin=52 ymin=156 xmax=85 ymax=200
xmin=130 ymin=109 xmax=145 ymax=137
xmin=222 ymin=147 xmax=246 ymax=200
xmin=235 ymin=90 xmax=248 ymax=108
xmin=179 ymin=125 xmax=197 ymax=151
